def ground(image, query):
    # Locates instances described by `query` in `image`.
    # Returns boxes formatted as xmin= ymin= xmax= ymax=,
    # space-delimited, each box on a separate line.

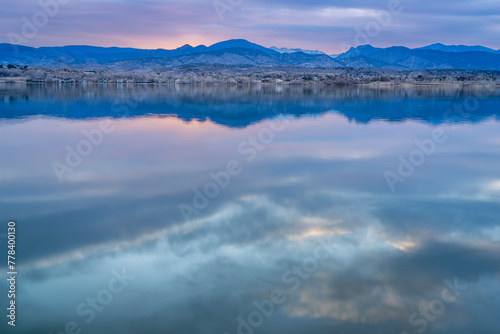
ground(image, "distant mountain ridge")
xmin=416 ymin=43 xmax=500 ymax=54
xmin=340 ymin=46 xmax=500 ymax=70
xmin=94 ymin=48 xmax=342 ymax=70
xmin=269 ymin=46 xmax=327 ymax=55
xmin=1 ymin=39 xmax=500 ymax=70
xmin=336 ymin=45 xmax=382 ymax=59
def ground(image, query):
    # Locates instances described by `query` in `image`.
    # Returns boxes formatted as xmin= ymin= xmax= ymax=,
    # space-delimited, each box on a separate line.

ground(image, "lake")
xmin=1 ymin=83 xmax=500 ymax=334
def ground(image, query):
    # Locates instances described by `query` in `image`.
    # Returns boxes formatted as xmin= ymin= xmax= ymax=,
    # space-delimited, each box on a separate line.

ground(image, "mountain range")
xmin=1 ymin=39 xmax=500 ymax=71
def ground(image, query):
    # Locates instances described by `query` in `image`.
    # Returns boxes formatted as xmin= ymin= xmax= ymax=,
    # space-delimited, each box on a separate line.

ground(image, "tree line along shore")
xmin=1 ymin=64 xmax=500 ymax=86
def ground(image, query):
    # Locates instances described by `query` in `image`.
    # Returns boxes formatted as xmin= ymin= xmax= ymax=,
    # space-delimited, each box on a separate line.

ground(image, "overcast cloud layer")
xmin=1 ymin=0 xmax=500 ymax=53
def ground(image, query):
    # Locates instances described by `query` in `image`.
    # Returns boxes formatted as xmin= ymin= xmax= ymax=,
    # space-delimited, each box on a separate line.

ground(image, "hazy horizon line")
xmin=3 ymin=39 xmax=500 ymax=54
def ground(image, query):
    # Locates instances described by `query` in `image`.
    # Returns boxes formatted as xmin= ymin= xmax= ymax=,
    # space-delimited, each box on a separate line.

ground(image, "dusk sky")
xmin=2 ymin=0 xmax=500 ymax=54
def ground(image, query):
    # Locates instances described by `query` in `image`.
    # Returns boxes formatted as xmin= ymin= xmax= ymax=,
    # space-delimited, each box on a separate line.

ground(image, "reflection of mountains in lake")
xmin=1 ymin=84 xmax=500 ymax=126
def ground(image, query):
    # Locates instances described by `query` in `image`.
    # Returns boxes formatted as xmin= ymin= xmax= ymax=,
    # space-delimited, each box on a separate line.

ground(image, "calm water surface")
xmin=1 ymin=84 xmax=500 ymax=334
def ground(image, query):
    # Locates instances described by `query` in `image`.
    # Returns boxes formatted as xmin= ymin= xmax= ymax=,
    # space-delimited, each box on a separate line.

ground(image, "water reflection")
xmin=2 ymin=83 xmax=500 ymax=126
xmin=0 ymin=84 xmax=499 ymax=334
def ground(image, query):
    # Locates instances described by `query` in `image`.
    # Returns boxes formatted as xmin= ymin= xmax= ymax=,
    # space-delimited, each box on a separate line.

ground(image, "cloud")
xmin=1 ymin=0 xmax=499 ymax=52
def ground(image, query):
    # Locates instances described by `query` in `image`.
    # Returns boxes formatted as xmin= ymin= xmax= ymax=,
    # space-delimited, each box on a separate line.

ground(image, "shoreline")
xmin=1 ymin=65 xmax=500 ymax=86
xmin=1 ymin=82 xmax=499 ymax=88
xmin=1 ymin=79 xmax=500 ymax=88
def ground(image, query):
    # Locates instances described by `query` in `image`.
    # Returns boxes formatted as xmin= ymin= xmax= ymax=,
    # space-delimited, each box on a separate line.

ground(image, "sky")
xmin=1 ymin=0 xmax=500 ymax=55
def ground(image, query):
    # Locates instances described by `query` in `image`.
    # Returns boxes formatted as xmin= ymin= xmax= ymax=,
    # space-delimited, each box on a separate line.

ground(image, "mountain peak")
xmin=337 ymin=44 xmax=380 ymax=59
xmin=356 ymin=44 xmax=375 ymax=49
xmin=208 ymin=39 xmax=278 ymax=55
